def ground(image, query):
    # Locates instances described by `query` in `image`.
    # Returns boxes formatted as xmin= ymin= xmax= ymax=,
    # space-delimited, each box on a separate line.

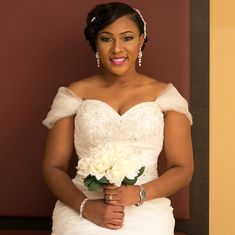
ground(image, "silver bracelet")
xmin=80 ymin=198 xmax=89 ymax=218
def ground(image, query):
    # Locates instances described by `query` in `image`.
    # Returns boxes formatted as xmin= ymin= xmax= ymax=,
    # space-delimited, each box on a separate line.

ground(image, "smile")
xmin=110 ymin=57 xmax=127 ymax=65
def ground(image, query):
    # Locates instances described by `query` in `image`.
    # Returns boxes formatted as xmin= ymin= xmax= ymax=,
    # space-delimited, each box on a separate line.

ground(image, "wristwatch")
xmin=135 ymin=184 xmax=146 ymax=206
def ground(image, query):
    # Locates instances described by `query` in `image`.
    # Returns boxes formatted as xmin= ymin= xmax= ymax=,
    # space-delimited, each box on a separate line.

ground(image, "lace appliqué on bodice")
xmin=74 ymin=99 xmax=164 ymax=185
xmin=43 ymin=83 xmax=192 ymax=188
xmin=43 ymin=83 xmax=192 ymax=235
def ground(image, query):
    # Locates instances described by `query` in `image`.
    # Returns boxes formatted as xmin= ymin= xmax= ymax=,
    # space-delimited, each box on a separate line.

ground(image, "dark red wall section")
xmin=0 ymin=0 xmax=190 ymax=220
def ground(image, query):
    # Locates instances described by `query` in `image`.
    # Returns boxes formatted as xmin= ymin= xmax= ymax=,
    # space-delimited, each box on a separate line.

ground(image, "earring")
xmin=138 ymin=49 xmax=143 ymax=67
xmin=95 ymin=52 xmax=100 ymax=68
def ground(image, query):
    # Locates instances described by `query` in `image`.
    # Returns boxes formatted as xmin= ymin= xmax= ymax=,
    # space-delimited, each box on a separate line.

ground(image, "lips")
xmin=110 ymin=57 xmax=127 ymax=65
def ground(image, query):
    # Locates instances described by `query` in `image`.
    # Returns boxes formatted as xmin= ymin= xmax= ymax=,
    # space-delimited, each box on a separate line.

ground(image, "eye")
xmin=100 ymin=37 xmax=112 ymax=42
xmin=123 ymin=36 xmax=134 ymax=41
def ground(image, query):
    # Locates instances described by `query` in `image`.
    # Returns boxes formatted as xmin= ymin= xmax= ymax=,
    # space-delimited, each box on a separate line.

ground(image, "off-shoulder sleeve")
xmin=156 ymin=84 xmax=193 ymax=125
xmin=42 ymin=87 xmax=82 ymax=129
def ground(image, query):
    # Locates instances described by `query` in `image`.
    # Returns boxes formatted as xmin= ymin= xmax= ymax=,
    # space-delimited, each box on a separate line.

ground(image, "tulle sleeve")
xmin=156 ymin=84 xmax=193 ymax=125
xmin=42 ymin=87 xmax=82 ymax=129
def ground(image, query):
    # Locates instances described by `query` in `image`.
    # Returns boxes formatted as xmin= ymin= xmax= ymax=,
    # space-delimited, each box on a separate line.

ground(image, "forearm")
xmin=43 ymin=167 xmax=86 ymax=212
xmin=143 ymin=165 xmax=193 ymax=201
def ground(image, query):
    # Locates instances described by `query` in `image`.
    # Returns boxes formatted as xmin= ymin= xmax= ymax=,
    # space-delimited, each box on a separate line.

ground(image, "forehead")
xmin=99 ymin=15 xmax=139 ymax=34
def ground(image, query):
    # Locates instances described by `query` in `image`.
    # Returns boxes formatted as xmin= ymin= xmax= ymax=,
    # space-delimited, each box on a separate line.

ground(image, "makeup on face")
xmin=96 ymin=16 xmax=143 ymax=74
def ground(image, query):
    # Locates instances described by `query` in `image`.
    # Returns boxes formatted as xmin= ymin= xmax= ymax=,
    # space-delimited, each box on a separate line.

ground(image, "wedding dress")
xmin=43 ymin=83 xmax=192 ymax=235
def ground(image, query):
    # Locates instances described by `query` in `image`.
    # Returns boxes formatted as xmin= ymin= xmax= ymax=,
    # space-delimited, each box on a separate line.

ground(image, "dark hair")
xmin=84 ymin=2 xmax=148 ymax=52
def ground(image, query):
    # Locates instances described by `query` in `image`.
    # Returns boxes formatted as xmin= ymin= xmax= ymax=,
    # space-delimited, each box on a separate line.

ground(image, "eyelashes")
xmin=124 ymin=36 xmax=134 ymax=41
xmin=99 ymin=35 xmax=135 ymax=42
xmin=100 ymin=37 xmax=112 ymax=42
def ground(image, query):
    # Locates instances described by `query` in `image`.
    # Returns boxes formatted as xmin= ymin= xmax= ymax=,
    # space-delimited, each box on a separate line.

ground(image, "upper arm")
xmin=163 ymin=111 xmax=194 ymax=172
xmin=43 ymin=115 xmax=75 ymax=172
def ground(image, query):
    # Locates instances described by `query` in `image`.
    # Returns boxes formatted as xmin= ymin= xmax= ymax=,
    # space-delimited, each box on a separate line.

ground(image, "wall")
xmin=210 ymin=0 xmax=235 ymax=234
xmin=0 ymin=0 xmax=213 ymax=234
xmin=0 ymin=0 xmax=190 ymax=221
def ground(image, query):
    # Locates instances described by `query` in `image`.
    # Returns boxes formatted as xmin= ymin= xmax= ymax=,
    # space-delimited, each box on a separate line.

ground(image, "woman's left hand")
xmin=103 ymin=184 xmax=140 ymax=206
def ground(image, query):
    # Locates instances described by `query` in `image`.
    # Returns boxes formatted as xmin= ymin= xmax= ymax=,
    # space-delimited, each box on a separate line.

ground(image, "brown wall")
xmin=0 ymin=0 xmax=190 ymax=219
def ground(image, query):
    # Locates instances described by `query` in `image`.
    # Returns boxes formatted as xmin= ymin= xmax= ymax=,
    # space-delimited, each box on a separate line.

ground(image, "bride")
xmin=42 ymin=2 xmax=194 ymax=234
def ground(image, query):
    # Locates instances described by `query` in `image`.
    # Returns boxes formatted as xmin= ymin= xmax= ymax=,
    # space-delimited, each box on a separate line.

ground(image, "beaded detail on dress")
xmin=43 ymin=83 xmax=192 ymax=235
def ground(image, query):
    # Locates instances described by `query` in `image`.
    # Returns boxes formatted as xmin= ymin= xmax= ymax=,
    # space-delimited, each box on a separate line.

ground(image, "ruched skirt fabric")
xmin=51 ymin=178 xmax=175 ymax=235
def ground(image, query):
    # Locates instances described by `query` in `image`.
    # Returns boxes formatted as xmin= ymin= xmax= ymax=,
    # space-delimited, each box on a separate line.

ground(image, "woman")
xmin=42 ymin=2 xmax=194 ymax=234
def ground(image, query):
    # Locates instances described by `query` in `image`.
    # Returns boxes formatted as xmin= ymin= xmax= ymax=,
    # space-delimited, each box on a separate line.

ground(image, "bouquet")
xmin=77 ymin=142 xmax=145 ymax=191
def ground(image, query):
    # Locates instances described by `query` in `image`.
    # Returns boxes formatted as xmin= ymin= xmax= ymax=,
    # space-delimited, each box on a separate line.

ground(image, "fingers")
xmin=103 ymin=184 xmax=118 ymax=189
xmin=103 ymin=201 xmax=124 ymax=211
xmin=106 ymin=223 xmax=123 ymax=230
xmin=103 ymin=187 xmax=119 ymax=196
xmin=103 ymin=185 xmax=123 ymax=206
xmin=104 ymin=192 xmax=122 ymax=205
xmin=86 ymin=199 xmax=124 ymax=230
xmin=105 ymin=193 xmax=114 ymax=204
xmin=112 ymin=210 xmax=125 ymax=219
xmin=106 ymin=198 xmax=122 ymax=206
xmin=104 ymin=192 xmax=125 ymax=206
xmin=104 ymin=184 xmax=136 ymax=207
xmin=107 ymin=218 xmax=124 ymax=229
xmin=105 ymin=194 xmax=114 ymax=201
xmin=104 ymin=213 xmax=124 ymax=230
xmin=98 ymin=203 xmax=124 ymax=230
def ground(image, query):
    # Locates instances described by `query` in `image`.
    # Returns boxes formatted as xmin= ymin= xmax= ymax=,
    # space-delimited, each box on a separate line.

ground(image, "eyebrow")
xmin=99 ymin=31 xmax=135 ymax=36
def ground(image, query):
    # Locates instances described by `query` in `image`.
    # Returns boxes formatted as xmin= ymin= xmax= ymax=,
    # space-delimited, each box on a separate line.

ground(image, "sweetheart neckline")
xmin=62 ymin=83 xmax=173 ymax=117
xmin=82 ymin=99 xmax=157 ymax=117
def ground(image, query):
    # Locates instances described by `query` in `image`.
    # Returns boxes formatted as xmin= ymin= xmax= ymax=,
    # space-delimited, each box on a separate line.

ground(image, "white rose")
xmin=89 ymin=156 xmax=110 ymax=180
xmin=77 ymin=142 xmax=144 ymax=188
xmin=76 ymin=157 xmax=92 ymax=178
xmin=105 ymin=167 xmax=125 ymax=187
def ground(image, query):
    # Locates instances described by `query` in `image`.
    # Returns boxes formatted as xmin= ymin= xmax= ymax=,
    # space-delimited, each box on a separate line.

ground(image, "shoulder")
xmin=67 ymin=75 xmax=102 ymax=99
xmin=139 ymin=74 xmax=169 ymax=95
xmin=153 ymin=83 xmax=192 ymax=125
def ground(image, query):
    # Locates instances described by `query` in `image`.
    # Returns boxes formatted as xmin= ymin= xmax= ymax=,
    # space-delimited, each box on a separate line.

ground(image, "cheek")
xmin=128 ymin=45 xmax=139 ymax=58
xmin=126 ymin=41 xmax=141 ymax=53
xmin=96 ymin=42 xmax=140 ymax=59
xmin=97 ymin=46 xmax=109 ymax=60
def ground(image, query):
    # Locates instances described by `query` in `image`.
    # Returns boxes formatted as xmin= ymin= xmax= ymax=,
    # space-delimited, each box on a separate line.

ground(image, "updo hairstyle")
xmin=84 ymin=2 xmax=148 ymax=52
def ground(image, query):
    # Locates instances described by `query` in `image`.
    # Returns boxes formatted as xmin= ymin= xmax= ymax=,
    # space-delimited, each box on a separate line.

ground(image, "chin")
xmin=103 ymin=63 xmax=135 ymax=76
xmin=110 ymin=69 xmax=129 ymax=76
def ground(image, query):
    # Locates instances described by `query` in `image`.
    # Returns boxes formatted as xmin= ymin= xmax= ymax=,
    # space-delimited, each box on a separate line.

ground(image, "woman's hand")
xmin=103 ymin=184 xmax=140 ymax=206
xmin=83 ymin=199 xmax=125 ymax=230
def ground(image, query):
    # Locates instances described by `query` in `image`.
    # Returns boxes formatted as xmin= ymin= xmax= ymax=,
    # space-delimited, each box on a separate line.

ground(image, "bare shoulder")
xmin=140 ymin=74 xmax=169 ymax=93
xmin=67 ymin=75 xmax=101 ymax=99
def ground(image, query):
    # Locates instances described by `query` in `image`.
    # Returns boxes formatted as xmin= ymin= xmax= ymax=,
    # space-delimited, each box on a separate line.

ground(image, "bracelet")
xmin=135 ymin=185 xmax=147 ymax=206
xmin=79 ymin=198 xmax=89 ymax=218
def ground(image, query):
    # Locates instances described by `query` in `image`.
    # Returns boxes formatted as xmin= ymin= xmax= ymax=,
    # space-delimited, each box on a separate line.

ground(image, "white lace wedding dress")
xmin=43 ymin=83 xmax=192 ymax=235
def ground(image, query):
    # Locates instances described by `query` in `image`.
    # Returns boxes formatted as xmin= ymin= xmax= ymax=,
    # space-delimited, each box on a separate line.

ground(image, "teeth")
xmin=112 ymin=58 xmax=125 ymax=62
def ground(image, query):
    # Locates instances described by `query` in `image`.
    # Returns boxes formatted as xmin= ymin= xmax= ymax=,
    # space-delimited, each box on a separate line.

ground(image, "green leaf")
xmin=88 ymin=180 xmax=102 ymax=191
xmin=84 ymin=175 xmax=96 ymax=187
xmin=123 ymin=177 xmax=137 ymax=185
xmin=99 ymin=176 xmax=109 ymax=184
xmin=138 ymin=167 xmax=145 ymax=177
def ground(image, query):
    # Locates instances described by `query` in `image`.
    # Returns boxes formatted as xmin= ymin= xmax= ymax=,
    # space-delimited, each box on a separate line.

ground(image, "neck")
xmin=100 ymin=68 xmax=141 ymax=87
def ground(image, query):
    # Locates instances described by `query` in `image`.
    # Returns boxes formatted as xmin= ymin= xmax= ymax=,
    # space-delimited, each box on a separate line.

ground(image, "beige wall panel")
xmin=210 ymin=0 xmax=235 ymax=234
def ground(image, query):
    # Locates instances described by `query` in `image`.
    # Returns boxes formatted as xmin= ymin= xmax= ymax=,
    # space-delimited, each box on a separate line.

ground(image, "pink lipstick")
xmin=110 ymin=57 xmax=127 ymax=65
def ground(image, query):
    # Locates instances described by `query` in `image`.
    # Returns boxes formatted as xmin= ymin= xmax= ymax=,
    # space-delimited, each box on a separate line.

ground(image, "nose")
xmin=111 ymin=39 xmax=123 ymax=53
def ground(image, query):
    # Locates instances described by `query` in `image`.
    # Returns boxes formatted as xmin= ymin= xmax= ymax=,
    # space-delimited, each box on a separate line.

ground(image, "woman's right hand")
xmin=82 ymin=199 xmax=125 ymax=230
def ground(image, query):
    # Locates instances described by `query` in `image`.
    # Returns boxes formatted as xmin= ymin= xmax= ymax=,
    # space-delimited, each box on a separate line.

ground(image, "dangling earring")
xmin=138 ymin=49 xmax=143 ymax=67
xmin=95 ymin=52 xmax=100 ymax=68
